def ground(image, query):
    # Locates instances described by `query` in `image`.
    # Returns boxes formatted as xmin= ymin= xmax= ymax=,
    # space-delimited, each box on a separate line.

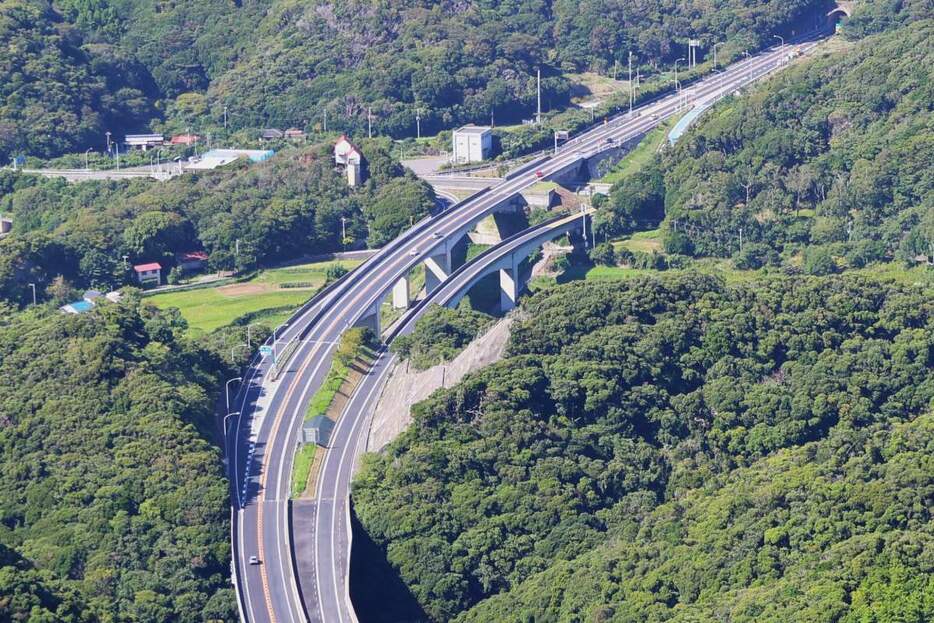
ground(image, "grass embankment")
xmin=599 ymin=117 xmax=679 ymax=185
xmin=148 ymin=259 xmax=360 ymax=333
xmin=291 ymin=328 xmax=377 ymax=498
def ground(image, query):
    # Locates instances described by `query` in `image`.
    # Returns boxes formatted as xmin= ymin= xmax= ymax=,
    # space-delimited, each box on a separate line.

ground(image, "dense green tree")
xmin=354 ymin=274 xmax=934 ymax=621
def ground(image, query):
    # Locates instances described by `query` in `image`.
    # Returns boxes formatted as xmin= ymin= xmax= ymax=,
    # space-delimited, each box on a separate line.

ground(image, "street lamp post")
xmin=225 ymin=377 xmax=242 ymax=413
xmin=773 ymin=35 xmax=785 ymax=64
xmin=713 ymin=42 xmax=723 ymax=69
xmin=105 ymin=131 xmax=111 ymax=155
xmin=27 ymin=283 xmax=36 ymax=306
xmin=84 ymin=148 xmax=92 ymax=171
xmin=674 ymin=58 xmax=685 ymax=91
xmin=340 ymin=217 xmax=347 ymax=249
xmin=416 ymin=108 xmax=421 ymax=139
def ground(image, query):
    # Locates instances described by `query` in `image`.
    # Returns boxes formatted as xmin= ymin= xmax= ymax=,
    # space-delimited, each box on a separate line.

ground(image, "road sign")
xmin=259 ymin=345 xmax=273 ymax=358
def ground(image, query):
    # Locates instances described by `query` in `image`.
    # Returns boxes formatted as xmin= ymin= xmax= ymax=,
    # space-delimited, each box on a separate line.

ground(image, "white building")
xmin=333 ymin=135 xmax=365 ymax=187
xmin=452 ymin=125 xmax=492 ymax=164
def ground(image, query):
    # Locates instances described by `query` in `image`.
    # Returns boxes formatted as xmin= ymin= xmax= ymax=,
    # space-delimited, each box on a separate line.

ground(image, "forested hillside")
xmin=0 ymin=0 xmax=156 ymax=160
xmin=598 ymin=15 xmax=933 ymax=271
xmin=0 ymin=140 xmax=433 ymax=306
xmin=0 ymin=0 xmax=832 ymax=160
xmin=353 ymin=274 xmax=934 ymax=621
xmin=0 ymin=294 xmax=236 ymax=621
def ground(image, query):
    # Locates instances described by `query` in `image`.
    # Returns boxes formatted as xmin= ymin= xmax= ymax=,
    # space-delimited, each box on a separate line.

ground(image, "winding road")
xmin=228 ymin=30 xmax=828 ymax=623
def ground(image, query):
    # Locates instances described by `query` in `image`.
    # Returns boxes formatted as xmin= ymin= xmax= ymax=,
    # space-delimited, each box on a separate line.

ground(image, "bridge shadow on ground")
xmin=349 ymin=503 xmax=430 ymax=623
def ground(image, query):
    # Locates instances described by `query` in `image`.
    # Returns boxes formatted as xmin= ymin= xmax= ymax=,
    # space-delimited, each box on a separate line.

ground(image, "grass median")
xmin=291 ymin=328 xmax=378 ymax=499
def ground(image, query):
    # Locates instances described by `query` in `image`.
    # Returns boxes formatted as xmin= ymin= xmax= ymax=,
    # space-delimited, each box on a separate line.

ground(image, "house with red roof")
xmin=133 ymin=262 xmax=162 ymax=287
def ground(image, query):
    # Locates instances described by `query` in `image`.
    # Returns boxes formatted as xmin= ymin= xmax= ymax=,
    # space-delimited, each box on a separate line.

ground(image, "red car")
xmin=535 ymin=170 xmax=544 ymax=178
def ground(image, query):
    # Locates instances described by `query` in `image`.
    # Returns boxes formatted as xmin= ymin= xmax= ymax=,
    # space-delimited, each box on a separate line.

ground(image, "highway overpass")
xmin=228 ymin=29 xmax=828 ymax=623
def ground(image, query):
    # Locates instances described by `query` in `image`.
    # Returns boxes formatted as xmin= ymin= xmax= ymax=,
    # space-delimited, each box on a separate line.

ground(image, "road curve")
xmin=230 ymin=30 xmax=829 ymax=623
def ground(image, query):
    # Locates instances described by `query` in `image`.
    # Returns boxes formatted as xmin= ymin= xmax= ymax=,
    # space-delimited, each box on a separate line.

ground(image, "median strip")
xmin=291 ymin=327 xmax=378 ymax=499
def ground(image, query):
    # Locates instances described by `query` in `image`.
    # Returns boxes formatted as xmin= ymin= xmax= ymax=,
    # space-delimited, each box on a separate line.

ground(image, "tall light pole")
xmin=773 ymin=35 xmax=785 ymax=63
xmin=674 ymin=58 xmax=685 ymax=91
xmin=628 ymin=51 xmax=634 ymax=114
xmin=367 ymin=107 xmax=373 ymax=138
xmin=224 ymin=105 xmax=228 ymax=130
xmin=415 ymin=108 xmax=421 ymax=139
xmin=713 ymin=42 xmax=723 ymax=69
xmin=84 ymin=148 xmax=92 ymax=171
xmin=27 ymin=283 xmax=36 ymax=306
xmin=744 ymin=50 xmax=751 ymax=82
xmin=340 ymin=217 xmax=347 ymax=249
xmin=225 ymin=377 xmax=242 ymax=413
xmin=536 ymin=67 xmax=542 ymax=126
xmin=105 ymin=131 xmax=111 ymax=154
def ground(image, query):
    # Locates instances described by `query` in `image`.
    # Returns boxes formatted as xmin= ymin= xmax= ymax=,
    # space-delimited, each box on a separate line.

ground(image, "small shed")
xmin=284 ymin=128 xmax=306 ymax=140
xmin=133 ymin=262 xmax=162 ymax=286
xmin=302 ymin=416 xmax=335 ymax=447
xmin=262 ymin=128 xmax=284 ymax=140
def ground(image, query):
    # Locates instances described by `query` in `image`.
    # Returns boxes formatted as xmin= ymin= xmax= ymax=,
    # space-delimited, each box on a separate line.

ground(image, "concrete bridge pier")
xmin=391 ymin=275 xmax=410 ymax=309
xmin=354 ymin=299 xmax=381 ymax=335
xmin=424 ymin=248 xmax=452 ymax=294
xmin=499 ymin=254 xmax=522 ymax=312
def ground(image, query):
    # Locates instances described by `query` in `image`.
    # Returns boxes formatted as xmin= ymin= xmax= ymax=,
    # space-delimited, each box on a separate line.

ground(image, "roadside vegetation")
xmin=391 ymin=304 xmax=495 ymax=371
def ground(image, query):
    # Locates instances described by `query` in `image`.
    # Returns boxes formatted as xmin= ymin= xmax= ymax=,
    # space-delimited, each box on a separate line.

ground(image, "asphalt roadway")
xmin=230 ymin=30 xmax=828 ymax=623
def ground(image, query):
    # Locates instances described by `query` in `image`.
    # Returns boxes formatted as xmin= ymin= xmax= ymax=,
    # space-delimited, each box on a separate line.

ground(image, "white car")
xmin=409 ymin=247 xmax=419 ymax=256
xmin=433 ymin=232 xmax=444 ymax=239
xmin=249 ymin=556 xmax=260 ymax=565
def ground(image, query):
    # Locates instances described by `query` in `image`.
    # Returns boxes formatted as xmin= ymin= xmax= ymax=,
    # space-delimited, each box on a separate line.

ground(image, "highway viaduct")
xmin=228 ymin=29 xmax=830 ymax=623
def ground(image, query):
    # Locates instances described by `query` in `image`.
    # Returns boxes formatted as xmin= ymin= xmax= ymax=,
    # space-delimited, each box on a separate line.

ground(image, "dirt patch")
xmin=217 ymin=282 xmax=272 ymax=297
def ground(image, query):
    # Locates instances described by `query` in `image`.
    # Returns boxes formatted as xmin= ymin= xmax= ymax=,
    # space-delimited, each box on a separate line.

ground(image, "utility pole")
xmin=713 ymin=42 xmax=722 ymax=69
xmin=416 ymin=108 xmax=421 ymax=139
xmin=28 ymin=283 xmax=36 ymax=306
xmin=628 ymin=51 xmax=634 ymax=114
xmin=744 ymin=50 xmax=752 ymax=83
xmin=367 ymin=107 xmax=373 ymax=138
xmin=323 ymin=107 xmax=328 ymax=133
xmin=85 ymin=148 xmax=92 ymax=171
xmin=613 ymin=58 xmax=618 ymax=80
xmin=340 ymin=217 xmax=347 ymax=249
xmin=224 ymin=105 xmax=228 ymax=130
xmin=536 ymin=67 xmax=542 ymax=126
